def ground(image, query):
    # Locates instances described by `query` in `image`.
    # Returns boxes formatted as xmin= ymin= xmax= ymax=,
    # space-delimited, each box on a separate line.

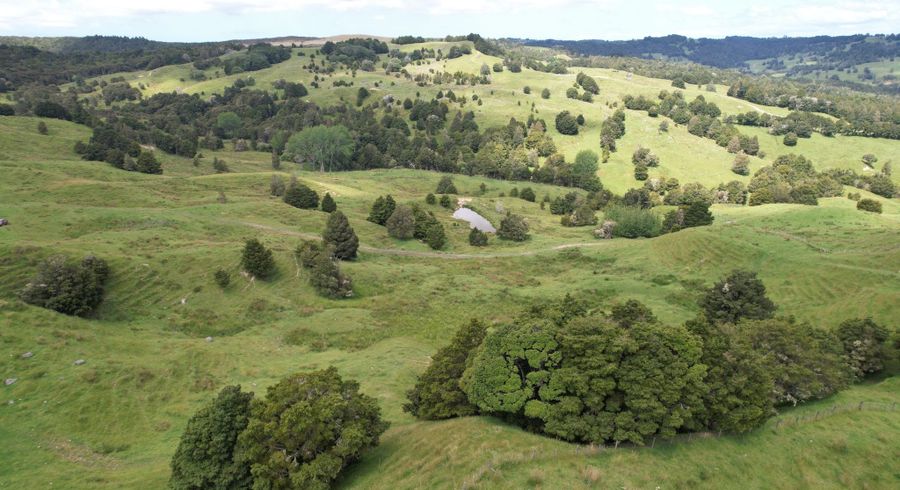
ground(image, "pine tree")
xmin=323 ymin=211 xmax=359 ymax=260
xmin=367 ymin=195 xmax=396 ymax=225
xmin=321 ymin=192 xmax=337 ymax=212
xmin=435 ymin=176 xmax=458 ymax=194
xmin=241 ymin=239 xmax=276 ymax=279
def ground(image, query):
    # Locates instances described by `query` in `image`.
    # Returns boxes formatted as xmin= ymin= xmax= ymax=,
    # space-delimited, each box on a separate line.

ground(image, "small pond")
xmin=452 ymin=207 xmax=496 ymax=233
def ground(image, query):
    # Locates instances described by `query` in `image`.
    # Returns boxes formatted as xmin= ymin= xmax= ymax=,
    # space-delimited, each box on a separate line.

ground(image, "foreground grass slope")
xmin=1 ymin=109 xmax=898 ymax=488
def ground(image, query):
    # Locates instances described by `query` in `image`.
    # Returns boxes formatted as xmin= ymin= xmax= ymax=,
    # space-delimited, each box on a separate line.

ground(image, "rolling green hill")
xmin=1 ymin=114 xmax=898 ymax=488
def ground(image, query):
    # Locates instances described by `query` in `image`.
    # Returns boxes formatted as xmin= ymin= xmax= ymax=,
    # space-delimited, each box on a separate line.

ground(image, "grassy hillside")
xmin=1 ymin=114 xmax=898 ymax=488
xmin=68 ymin=45 xmax=899 ymax=194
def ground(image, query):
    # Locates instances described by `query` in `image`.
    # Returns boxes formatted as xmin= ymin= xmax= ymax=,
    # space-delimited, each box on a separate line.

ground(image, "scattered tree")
xmin=700 ymin=270 xmax=776 ymax=324
xmin=20 ymin=255 xmax=109 ymax=317
xmin=386 ymin=205 xmax=416 ymax=239
xmin=320 ymin=192 xmax=337 ymax=212
xmin=323 ymin=210 xmax=358 ymax=260
xmin=240 ymin=239 xmax=276 ymax=279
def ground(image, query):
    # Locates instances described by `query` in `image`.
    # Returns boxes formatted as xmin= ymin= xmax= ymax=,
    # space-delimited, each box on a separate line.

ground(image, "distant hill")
xmin=236 ymin=34 xmax=391 ymax=47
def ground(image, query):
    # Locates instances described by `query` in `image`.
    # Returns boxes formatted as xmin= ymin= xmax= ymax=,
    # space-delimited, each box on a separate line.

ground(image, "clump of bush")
xmin=405 ymin=272 xmax=888 ymax=446
xmin=20 ymin=255 xmax=110 ymax=317
xmin=214 ymin=269 xmax=230 ymax=288
xmin=170 ymin=368 xmax=387 ymax=490
xmin=602 ymin=205 xmax=661 ymax=238
xmin=296 ymin=240 xmax=353 ymax=298
xmin=468 ymin=227 xmax=488 ymax=246
xmin=856 ymin=198 xmax=882 ymax=214
xmin=435 ymin=175 xmax=457 ymax=194
xmin=497 ymin=213 xmax=529 ymax=241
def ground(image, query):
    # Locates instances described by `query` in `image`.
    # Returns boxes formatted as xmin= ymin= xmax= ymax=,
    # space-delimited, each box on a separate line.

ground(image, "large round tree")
xmin=285 ymin=125 xmax=353 ymax=172
xmin=235 ymin=368 xmax=388 ymax=489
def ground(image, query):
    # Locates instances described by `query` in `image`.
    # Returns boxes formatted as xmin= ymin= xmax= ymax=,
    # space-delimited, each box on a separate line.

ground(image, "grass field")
xmin=1 ymin=113 xmax=898 ymax=488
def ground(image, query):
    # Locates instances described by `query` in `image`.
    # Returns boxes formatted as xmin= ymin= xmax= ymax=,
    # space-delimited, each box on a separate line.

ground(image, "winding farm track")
xmin=235 ymin=221 xmax=610 ymax=259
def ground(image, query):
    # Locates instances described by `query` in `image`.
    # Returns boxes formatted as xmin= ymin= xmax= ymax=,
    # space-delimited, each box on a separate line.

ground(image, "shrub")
xmin=323 ymin=210 xmax=358 ymax=260
xmin=519 ymin=187 xmax=536 ymax=202
xmin=214 ymin=269 xmax=230 ymax=288
xmin=240 ymin=239 xmax=276 ymax=279
xmin=541 ymin=88 xmax=550 ymax=99
xmin=283 ymin=181 xmax=319 ymax=209
xmin=320 ymin=192 xmax=337 ymax=212
xmin=555 ymin=111 xmax=578 ymax=135
xmin=836 ymin=318 xmax=890 ymax=379
xmin=37 ymin=121 xmax=48 ymax=135
xmin=425 ymin=193 xmax=436 ymax=205
xmin=523 ymin=86 xmax=531 ymax=94
xmin=170 ymin=386 xmax=253 ymax=490
xmin=435 ymin=175 xmax=458 ymax=194
xmin=510 ymin=187 xmax=519 ymax=198
xmin=682 ymin=201 xmax=714 ymax=228
xmin=603 ymin=205 xmax=661 ymax=238
xmin=20 ymin=255 xmax=110 ymax=317
xmin=856 ymin=198 xmax=882 ymax=214
xmin=405 ymin=320 xmax=487 ymax=420
xmin=634 ymin=163 xmax=648 ymax=181
xmin=386 ymin=205 xmax=416 ymax=239
xmin=497 ymin=213 xmax=529 ymax=241
xmin=235 ymin=368 xmax=387 ymax=489
xmin=439 ymin=194 xmax=453 ymax=208
xmin=136 ymin=151 xmax=162 ymax=174
xmin=468 ymin=227 xmax=488 ymax=246
xmin=732 ymin=153 xmax=750 ymax=175
xmin=308 ymin=252 xmax=353 ymax=298
xmin=0 ymin=104 xmax=14 ymax=116
xmin=700 ymin=270 xmax=775 ymax=325
xmin=425 ymin=222 xmax=447 ymax=250
xmin=783 ymin=132 xmax=798 ymax=146
xmin=367 ymin=195 xmax=396 ymax=225
xmin=211 ymin=156 xmax=228 ymax=174
xmin=562 ymin=204 xmax=597 ymax=227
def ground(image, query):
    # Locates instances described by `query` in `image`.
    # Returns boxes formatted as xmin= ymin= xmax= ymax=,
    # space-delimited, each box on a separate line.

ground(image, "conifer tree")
xmin=323 ymin=210 xmax=358 ymax=260
xmin=241 ymin=239 xmax=276 ymax=279
xmin=321 ymin=192 xmax=337 ymax=212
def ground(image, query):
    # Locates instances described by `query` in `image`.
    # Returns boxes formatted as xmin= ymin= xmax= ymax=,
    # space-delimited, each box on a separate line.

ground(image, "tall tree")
xmin=323 ymin=210 xmax=359 ymax=260
xmin=285 ymin=125 xmax=354 ymax=172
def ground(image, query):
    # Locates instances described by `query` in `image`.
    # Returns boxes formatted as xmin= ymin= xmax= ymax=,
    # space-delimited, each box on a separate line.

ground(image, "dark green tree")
xmin=686 ymin=317 xmax=774 ymax=433
xmin=320 ymin=192 xmax=337 ymax=213
xmin=425 ymin=193 xmax=436 ymax=205
xmin=519 ymin=187 xmax=536 ymax=202
xmin=367 ymin=195 xmax=396 ymax=225
xmin=214 ymin=269 xmax=230 ymax=289
xmin=682 ymin=201 xmax=714 ymax=227
xmin=468 ymin=227 xmax=488 ymax=246
xmin=555 ymin=111 xmax=578 ymax=135
xmin=439 ymin=194 xmax=453 ymax=208
xmin=169 ymin=386 xmax=254 ymax=490
xmin=323 ymin=211 xmax=358 ymax=260
xmin=700 ymin=270 xmax=776 ymax=324
xmin=308 ymin=252 xmax=353 ymax=298
xmin=734 ymin=317 xmax=849 ymax=405
xmin=240 ymin=239 xmax=276 ymax=280
xmin=135 ymin=151 xmax=162 ymax=174
xmin=435 ymin=175 xmax=458 ymax=194
xmin=497 ymin=213 xmax=529 ymax=241
xmin=19 ymin=255 xmax=110 ymax=317
xmin=425 ymin=222 xmax=447 ymax=250
xmin=404 ymin=319 xmax=487 ymax=419
xmin=386 ymin=204 xmax=416 ymax=239
xmin=283 ymin=182 xmax=319 ymax=209
xmin=235 ymin=368 xmax=387 ymax=489
xmin=836 ymin=318 xmax=890 ymax=379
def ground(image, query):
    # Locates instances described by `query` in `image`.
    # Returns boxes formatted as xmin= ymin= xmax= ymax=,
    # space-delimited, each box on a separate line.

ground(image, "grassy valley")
xmin=1 ymin=32 xmax=899 ymax=489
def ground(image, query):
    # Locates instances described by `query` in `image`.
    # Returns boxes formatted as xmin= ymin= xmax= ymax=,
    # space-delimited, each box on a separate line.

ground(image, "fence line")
xmin=459 ymin=400 xmax=898 ymax=489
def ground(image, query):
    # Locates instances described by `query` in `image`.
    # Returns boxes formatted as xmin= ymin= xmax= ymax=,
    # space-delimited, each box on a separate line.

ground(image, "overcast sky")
xmin=1 ymin=0 xmax=898 ymax=42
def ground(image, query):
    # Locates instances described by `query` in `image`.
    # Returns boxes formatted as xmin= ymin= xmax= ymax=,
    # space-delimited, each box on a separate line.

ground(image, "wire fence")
xmin=459 ymin=400 xmax=899 ymax=489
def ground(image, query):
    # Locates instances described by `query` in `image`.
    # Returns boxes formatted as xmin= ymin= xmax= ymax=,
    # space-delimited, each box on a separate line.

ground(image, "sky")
xmin=1 ymin=0 xmax=898 ymax=42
